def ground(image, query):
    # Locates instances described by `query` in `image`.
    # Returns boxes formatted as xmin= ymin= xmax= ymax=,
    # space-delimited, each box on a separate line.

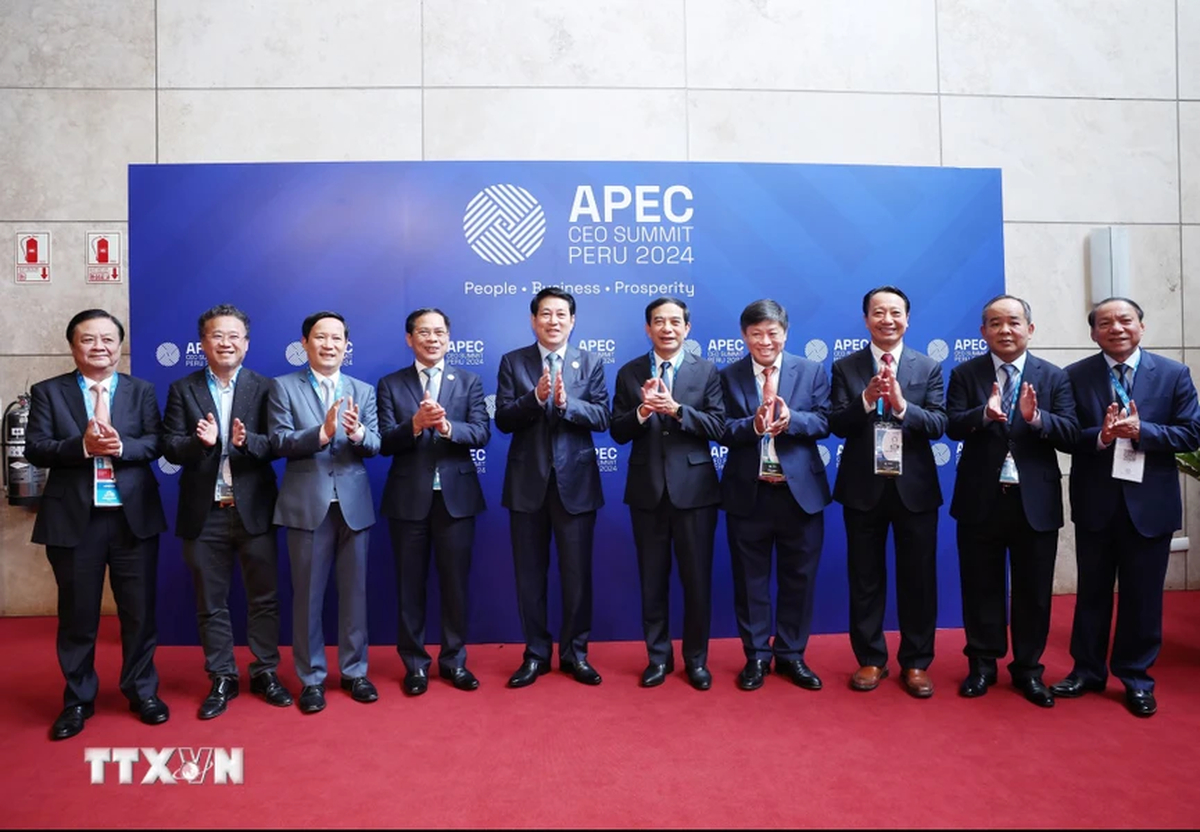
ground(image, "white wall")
xmin=1 ymin=0 xmax=1197 ymax=613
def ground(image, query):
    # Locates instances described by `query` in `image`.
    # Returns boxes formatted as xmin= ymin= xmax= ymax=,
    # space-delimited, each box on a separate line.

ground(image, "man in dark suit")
xmin=162 ymin=304 xmax=292 ymax=720
xmin=720 ymin=299 xmax=832 ymax=692
xmin=378 ymin=308 xmax=491 ymax=696
xmin=947 ymin=294 xmax=1079 ymax=707
xmin=1050 ymin=298 xmax=1200 ymax=717
xmin=611 ymin=297 xmax=725 ymax=690
xmin=268 ymin=311 xmax=381 ymax=714
xmin=26 ymin=309 xmax=169 ymax=739
xmin=830 ymin=286 xmax=948 ymax=698
xmin=495 ymin=287 xmax=610 ymax=687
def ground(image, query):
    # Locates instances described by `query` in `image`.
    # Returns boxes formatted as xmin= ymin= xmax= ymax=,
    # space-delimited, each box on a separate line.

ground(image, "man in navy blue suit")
xmin=1050 ymin=298 xmax=1200 ymax=717
xmin=611 ymin=297 xmax=725 ymax=690
xmin=720 ymin=299 xmax=832 ymax=692
xmin=495 ymin=287 xmax=610 ymax=687
xmin=378 ymin=308 xmax=491 ymax=696
xmin=947 ymin=295 xmax=1079 ymax=708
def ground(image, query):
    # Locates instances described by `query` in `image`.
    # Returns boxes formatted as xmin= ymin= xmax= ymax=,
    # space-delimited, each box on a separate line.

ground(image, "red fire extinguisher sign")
xmin=15 ymin=232 xmax=50 ymax=283
xmin=86 ymin=231 xmax=122 ymax=283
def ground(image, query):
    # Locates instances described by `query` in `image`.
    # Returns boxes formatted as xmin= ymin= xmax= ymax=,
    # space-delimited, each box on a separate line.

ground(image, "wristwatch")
xmin=674 ymin=404 xmax=684 ymax=420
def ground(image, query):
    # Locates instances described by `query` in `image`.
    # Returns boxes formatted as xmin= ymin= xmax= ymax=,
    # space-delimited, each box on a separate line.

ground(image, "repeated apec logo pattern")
xmin=463 ymin=185 xmax=546 ymax=265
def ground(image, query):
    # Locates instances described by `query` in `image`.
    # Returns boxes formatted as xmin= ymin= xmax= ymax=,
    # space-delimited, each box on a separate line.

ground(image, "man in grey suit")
xmin=268 ymin=311 xmax=381 ymax=714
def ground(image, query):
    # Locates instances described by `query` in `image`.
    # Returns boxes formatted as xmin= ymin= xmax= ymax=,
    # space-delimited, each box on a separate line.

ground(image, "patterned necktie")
xmin=546 ymin=353 xmax=560 ymax=413
xmin=761 ymin=365 xmax=776 ymax=403
xmin=92 ymin=382 xmax=110 ymax=425
xmin=1116 ymin=363 xmax=1131 ymax=398
xmin=880 ymin=353 xmax=894 ymax=414
xmin=659 ymin=360 xmax=672 ymax=393
xmin=1001 ymin=364 xmax=1016 ymax=418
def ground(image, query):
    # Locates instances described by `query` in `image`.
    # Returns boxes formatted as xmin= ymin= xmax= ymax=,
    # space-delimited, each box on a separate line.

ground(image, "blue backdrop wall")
xmin=128 ymin=161 xmax=1004 ymax=647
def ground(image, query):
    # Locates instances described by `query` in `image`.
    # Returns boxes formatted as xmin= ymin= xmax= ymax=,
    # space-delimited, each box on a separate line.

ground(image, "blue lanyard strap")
xmin=307 ymin=368 xmax=344 ymax=404
xmin=76 ymin=371 xmax=118 ymax=419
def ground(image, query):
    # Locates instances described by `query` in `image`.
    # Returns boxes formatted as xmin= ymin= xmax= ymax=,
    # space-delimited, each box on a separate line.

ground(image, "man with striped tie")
xmin=946 ymin=295 xmax=1079 ymax=708
xmin=1050 ymin=298 xmax=1200 ymax=717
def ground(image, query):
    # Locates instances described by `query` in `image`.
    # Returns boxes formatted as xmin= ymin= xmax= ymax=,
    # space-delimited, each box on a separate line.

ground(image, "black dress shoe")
xmin=685 ymin=665 xmax=712 ymax=691
xmin=403 ymin=668 xmax=429 ymax=696
xmin=439 ymin=666 xmax=480 ymax=691
xmin=50 ymin=703 xmax=94 ymax=741
xmin=198 ymin=676 xmax=239 ymax=720
xmin=298 ymin=684 xmax=326 ymax=714
xmin=958 ymin=672 xmax=997 ymax=698
xmin=340 ymin=676 xmax=379 ymax=703
xmin=776 ymin=659 xmax=822 ymax=691
xmin=508 ymin=658 xmax=550 ymax=688
xmin=641 ymin=659 xmax=674 ymax=688
xmin=737 ymin=659 xmax=771 ymax=691
xmin=561 ymin=659 xmax=603 ymax=686
xmin=129 ymin=695 xmax=170 ymax=725
xmin=1125 ymin=688 xmax=1157 ymax=718
xmin=1015 ymin=678 xmax=1055 ymax=708
xmin=1050 ymin=674 xmax=1106 ymax=698
xmin=249 ymin=671 xmax=294 ymax=707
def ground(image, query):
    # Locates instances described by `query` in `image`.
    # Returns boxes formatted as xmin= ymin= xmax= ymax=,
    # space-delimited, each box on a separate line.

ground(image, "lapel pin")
xmin=571 ymin=360 xmax=580 ymax=370
xmin=446 ymin=374 xmax=455 ymax=381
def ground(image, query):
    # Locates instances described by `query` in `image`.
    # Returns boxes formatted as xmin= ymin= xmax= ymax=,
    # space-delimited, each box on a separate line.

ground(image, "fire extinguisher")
xmin=95 ymin=236 xmax=109 ymax=264
xmin=22 ymin=236 xmax=38 ymax=264
xmin=3 ymin=394 xmax=47 ymax=506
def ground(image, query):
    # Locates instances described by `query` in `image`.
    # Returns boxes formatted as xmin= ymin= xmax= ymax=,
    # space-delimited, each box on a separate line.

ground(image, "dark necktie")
xmin=659 ymin=360 xmax=672 ymax=393
xmin=1116 ymin=363 xmax=1131 ymax=398
xmin=1001 ymin=364 xmax=1016 ymax=418
xmin=546 ymin=353 xmax=560 ymax=414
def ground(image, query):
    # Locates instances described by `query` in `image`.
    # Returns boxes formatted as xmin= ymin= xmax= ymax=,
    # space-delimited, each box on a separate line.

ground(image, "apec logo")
xmin=832 ymin=338 xmax=869 ymax=360
xmin=157 ymin=458 xmax=181 ymax=476
xmin=446 ymin=339 xmax=485 ymax=366
xmin=484 ymin=394 xmax=497 ymax=420
xmin=805 ymin=339 xmax=829 ymax=363
xmin=463 ymin=184 xmax=546 ymax=265
xmin=710 ymin=444 xmax=727 ymax=473
xmin=818 ymin=445 xmax=831 ymax=467
xmin=926 ymin=339 xmax=950 ymax=364
xmin=578 ymin=338 xmax=616 ymax=365
xmin=470 ymin=448 xmax=486 ymax=474
xmin=954 ymin=338 xmax=988 ymax=364
xmin=84 ymin=747 xmax=243 ymax=785
xmin=155 ymin=341 xmax=205 ymax=368
xmin=594 ymin=445 xmax=619 ymax=473
xmin=932 ymin=442 xmax=952 ymax=467
xmin=706 ymin=338 xmax=745 ymax=365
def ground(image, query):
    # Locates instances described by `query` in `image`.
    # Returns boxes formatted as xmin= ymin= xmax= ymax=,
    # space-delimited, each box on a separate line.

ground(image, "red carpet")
xmin=2 ymin=592 xmax=1198 ymax=829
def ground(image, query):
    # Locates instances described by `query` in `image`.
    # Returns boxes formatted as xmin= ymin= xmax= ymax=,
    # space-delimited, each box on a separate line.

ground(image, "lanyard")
xmin=76 ymin=371 xmax=118 ymax=418
xmin=650 ymin=351 xmax=679 ymax=381
xmin=1109 ymin=365 xmax=1134 ymax=409
xmin=307 ymin=368 xmax=344 ymax=405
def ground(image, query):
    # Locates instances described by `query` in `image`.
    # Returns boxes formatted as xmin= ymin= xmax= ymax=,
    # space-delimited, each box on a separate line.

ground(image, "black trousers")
xmin=47 ymin=507 xmax=159 ymax=707
xmin=956 ymin=486 xmax=1058 ymax=682
xmin=726 ymin=483 xmax=824 ymax=662
xmin=390 ymin=493 xmax=476 ymax=674
xmin=630 ymin=496 xmax=717 ymax=667
xmin=181 ymin=503 xmax=281 ymax=680
xmin=844 ymin=480 xmax=939 ymax=670
xmin=509 ymin=473 xmax=596 ymax=665
xmin=1070 ymin=495 xmax=1171 ymax=692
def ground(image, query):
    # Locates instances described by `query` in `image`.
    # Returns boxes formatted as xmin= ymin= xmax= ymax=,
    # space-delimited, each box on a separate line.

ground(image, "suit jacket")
xmin=267 ymin=369 xmax=380 ymax=532
xmin=494 ymin=343 xmax=609 ymax=515
xmin=719 ymin=352 xmax=832 ymax=517
xmin=829 ymin=346 xmax=948 ymax=513
xmin=610 ymin=351 xmax=725 ymax=511
xmin=377 ymin=364 xmax=490 ymax=521
xmin=162 ymin=367 xmax=278 ymax=539
xmin=25 ymin=371 xmax=167 ymax=547
xmin=1066 ymin=350 xmax=1200 ymax=538
xmin=947 ymin=352 xmax=1079 ymax=532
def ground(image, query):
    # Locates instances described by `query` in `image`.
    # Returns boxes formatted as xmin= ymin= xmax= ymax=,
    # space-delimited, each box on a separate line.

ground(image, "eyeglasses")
xmin=414 ymin=329 xmax=448 ymax=339
xmin=206 ymin=332 xmax=245 ymax=344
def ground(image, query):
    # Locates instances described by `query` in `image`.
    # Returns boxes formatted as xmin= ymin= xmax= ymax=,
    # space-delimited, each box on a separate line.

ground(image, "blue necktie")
xmin=659 ymin=360 xmax=672 ymax=393
xmin=1116 ymin=363 xmax=1131 ymax=398
xmin=423 ymin=367 xmax=442 ymax=490
xmin=546 ymin=353 xmax=560 ymax=413
xmin=1001 ymin=364 xmax=1016 ymax=418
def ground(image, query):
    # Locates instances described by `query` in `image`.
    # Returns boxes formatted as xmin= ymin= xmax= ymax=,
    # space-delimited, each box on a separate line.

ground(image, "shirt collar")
xmin=991 ymin=351 xmax=1028 ymax=374
xmin=752 ymin=354 xmax=783 ymax=376
xmin=415 ymin=358 xmax=446 ymax=375
xmin=205 ymin=365 xmax=241 ymax=389
xmin=1103 ymin=347 xmax=1141 ymax=372
xmin=538 ymin=343 xmax=567 ymax=363
xmin=653 ymin=351 xmax=684 ymax=371
xmin=311 ymin=368 xmax=340 ymax=387
xmin=869 ymin=341 xmax=903 ymax=367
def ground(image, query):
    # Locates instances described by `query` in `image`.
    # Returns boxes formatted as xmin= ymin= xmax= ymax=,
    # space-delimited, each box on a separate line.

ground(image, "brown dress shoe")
xmin=902 ymin=668 xmax=934 ymax=698
xmin=851 ymin=665 xmax=888 ymax=691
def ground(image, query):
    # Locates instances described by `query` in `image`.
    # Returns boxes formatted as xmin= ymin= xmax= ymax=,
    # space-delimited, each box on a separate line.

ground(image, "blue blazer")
xmin=829 ymin=346 xmax=948 ymax=513
xmin=719 ymin=352 xmax=832 ymax=517
xmin=25 ymin=372 xmax=167 ymax=547
xmin=610 ymin=351 xmax=725 ymax=511
xmin=1066 ymin=351 xmax=1200 ymax=538
xmin=494 ymin=343 xmax=609 ymax=515
xmin=947 ymin=352 xmax=1079 ymax=533
xmin=377 ymin=364 xmax=490 ymax=521
xmin=267 ymin=369 xmax=380 ymax=532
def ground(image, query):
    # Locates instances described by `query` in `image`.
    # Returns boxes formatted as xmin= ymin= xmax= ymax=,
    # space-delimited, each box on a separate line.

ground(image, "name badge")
xmin=999 ymin=451 xmax=1020 ymax=485
xmin=874 ymin=424 xmax=902 ymax=476
xmin=1112 ymin=438 xmax=1145 ymax=483
xmin=94 ymin=457 xmax=122 ymax=507
xmin=758 ymin=435 xmax=785 ymax=482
